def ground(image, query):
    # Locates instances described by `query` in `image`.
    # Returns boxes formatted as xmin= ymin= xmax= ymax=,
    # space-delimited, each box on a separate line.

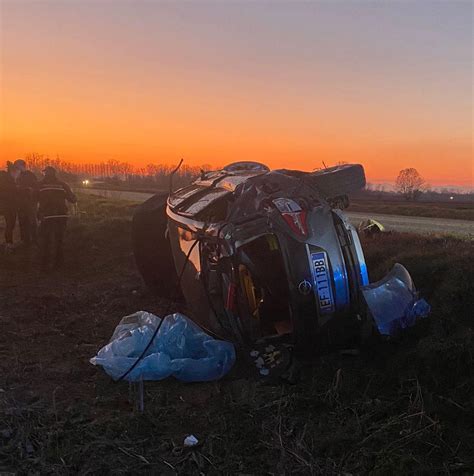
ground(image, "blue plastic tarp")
xmin=361 ymin=263 xmax=430 ymax=336
xmin=90 ymin=312 xmax=236 ymax=382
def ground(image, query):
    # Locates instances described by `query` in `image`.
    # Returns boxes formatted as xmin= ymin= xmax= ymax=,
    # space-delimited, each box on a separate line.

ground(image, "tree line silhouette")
xmin=15 ymin=153 xmax=215 ymax=190
xmin=4 ymin=154 xmax=471 ymax=198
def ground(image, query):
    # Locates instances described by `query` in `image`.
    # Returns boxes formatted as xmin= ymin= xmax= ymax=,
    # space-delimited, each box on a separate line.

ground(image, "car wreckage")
xmin=132 ymin=162 xmax=429 ymax=359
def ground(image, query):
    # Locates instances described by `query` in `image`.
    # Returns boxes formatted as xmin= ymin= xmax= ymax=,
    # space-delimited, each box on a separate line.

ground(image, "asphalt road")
xmin=77 ymin=188 xmax=474 ymax=237
xmin=345 ymin=211 xmax=473 ymax=237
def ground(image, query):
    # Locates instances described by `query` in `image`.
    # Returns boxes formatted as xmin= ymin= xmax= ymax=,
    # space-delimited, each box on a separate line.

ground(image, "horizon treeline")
xmin=2 ymin=154 xmax=471 ymax=195
xmin=7 ymin=153 xmax=215 ymax=190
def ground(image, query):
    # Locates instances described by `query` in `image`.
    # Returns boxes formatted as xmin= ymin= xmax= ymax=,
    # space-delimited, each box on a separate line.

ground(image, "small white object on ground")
xmin=184 ymin=434 xmax=199 ymax=447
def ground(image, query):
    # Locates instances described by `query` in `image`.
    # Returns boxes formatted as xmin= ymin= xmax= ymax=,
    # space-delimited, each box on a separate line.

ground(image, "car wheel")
xmin=310 ymin=164 xmax=366 ymax=198
xmin=132 ymin=192 xmax=178 ymax=297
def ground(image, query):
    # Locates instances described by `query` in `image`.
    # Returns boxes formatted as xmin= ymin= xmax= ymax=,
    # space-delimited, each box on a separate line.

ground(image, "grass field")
xmin=348 ymin=199 xmax=474 ymax=221
xmin=1 ymin=194 xmax=473 ymax=474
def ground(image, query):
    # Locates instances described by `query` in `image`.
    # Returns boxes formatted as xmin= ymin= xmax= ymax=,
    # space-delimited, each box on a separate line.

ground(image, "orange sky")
xmin=1 ymin=2 xmax=472 ymax=187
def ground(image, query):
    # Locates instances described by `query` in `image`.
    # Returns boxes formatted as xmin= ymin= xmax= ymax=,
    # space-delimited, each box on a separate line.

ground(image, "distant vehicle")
xmin=132 ymin=162 xmax=426 ymax=355
xmin=78 ymin=179 xmax=106 ymax=188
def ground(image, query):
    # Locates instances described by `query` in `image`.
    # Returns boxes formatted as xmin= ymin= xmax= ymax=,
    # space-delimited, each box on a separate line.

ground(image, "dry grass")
xmin=0 ymin=195 xmax=473 ymax=474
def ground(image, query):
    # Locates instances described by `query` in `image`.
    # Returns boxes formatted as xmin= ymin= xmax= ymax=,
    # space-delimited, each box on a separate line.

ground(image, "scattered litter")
xmin=183 ymin=435 xmax=199 ymax=447
xmin=249 ymin=342 xmax=292 ymax=378
xmin=90 ymin=311 xmax=235 ymax=382
xmin=358 ymin=219 xmax=385 ymax=235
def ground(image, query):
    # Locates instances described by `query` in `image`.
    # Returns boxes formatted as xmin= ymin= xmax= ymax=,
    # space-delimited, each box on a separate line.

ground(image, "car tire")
xmin=132 ymin=193 xmax=178 ymax=297
xmin=310 ymin=164 xmax=366 ymax=198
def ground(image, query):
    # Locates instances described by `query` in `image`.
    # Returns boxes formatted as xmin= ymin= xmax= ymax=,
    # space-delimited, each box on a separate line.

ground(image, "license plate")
xmin=311 ymin=252 xmax=334 ymax=314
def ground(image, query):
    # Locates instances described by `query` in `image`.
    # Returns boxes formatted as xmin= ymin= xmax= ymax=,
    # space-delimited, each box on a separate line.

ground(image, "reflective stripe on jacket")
xmin=38 ymin=179 xmax=77 ymax=220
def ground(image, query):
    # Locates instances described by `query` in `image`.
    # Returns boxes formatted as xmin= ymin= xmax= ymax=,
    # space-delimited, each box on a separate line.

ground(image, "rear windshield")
xmin=168 ymin=185 xmax=207 ymax=209
xmin=179 ymin=188 xmax=230 ymax=217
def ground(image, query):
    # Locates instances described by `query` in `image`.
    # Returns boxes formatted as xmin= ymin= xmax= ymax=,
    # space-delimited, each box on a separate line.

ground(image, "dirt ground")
xmin=1 ymin=195 xmax=473 ymax=475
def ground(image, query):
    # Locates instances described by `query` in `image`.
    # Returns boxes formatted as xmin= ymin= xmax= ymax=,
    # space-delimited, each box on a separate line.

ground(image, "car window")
xmin=179 ymin=188 xmax=231 ymax=217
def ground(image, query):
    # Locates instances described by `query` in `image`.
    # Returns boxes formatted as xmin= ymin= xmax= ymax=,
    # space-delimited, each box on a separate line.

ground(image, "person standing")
xmin=14 ymin=159 xmax=38 ymax=247
xmin=0 ymin=162 xmax=20 ymax=251
xmin=37 ymin=166 xmax=77 ymax=270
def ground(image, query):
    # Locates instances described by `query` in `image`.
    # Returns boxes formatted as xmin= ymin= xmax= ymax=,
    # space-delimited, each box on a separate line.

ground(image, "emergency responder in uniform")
xmin=37 ymin=166 xmax=77 ymax=270
xmin=14 ymin=159 xmax=38 ymax=247
xmin=0 ymin=162 xmax=20 ymax=252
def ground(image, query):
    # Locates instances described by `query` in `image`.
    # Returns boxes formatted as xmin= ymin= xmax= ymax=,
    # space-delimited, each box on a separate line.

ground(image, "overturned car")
xmin=132 ymin=162 xmax=428 ymax=356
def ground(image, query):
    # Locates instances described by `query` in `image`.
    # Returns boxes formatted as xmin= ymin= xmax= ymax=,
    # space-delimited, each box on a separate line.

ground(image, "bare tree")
xmin=395 ymin=168 xmax=425 ymax=200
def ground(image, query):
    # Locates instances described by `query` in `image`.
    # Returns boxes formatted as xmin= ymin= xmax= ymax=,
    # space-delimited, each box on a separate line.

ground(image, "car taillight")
xmin=281 ymin=211 xmax=308 ymax=237
xmin=273 ymin=198 xmax=308 ymax=237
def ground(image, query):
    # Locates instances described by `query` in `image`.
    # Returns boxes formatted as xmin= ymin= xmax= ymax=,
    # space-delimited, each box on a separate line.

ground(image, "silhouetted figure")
xmin=14 ymin=159 xmax=38 ymax=247
xmin=0 ymin=162 xmax=20 ymax=251
xmin=37 ymin=167 xmax=77 ymax=270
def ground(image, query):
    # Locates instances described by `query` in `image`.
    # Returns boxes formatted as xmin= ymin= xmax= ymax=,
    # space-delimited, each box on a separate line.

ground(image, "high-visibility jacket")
xmin=37 ymin=177 xmax=77 ymax=220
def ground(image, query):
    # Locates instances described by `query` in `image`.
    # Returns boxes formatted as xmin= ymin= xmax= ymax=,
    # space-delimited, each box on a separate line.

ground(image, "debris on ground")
xmin=183 ymin=435 xmax=199 ymax=447
xmin=249 ymin=341 xmax=292 ymax=378
xmin=90 ymin=311 xmax=235 ymax=382
xmin=358 ymin=218 xmax=385 ymax=235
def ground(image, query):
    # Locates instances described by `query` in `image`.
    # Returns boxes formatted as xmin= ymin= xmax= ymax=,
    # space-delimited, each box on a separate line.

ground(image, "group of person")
xmin=0 ymin=159 xmax=77 ymax=270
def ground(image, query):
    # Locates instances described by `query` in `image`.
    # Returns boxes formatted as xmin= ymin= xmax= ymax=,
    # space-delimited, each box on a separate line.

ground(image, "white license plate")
xmin=311 ymin=252 xmax=334 ymax=314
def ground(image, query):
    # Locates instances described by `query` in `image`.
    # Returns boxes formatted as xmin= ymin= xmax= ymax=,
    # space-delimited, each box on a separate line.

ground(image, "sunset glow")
xmin=1 ymin=1 xmax=472 ymax=187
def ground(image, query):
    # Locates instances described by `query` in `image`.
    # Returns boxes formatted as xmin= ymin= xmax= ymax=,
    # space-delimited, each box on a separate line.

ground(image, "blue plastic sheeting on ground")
xmin=90 ymin=312 xmax=236 ymax=382
xmin=362 ymin=263 xmax=430 ymax=337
